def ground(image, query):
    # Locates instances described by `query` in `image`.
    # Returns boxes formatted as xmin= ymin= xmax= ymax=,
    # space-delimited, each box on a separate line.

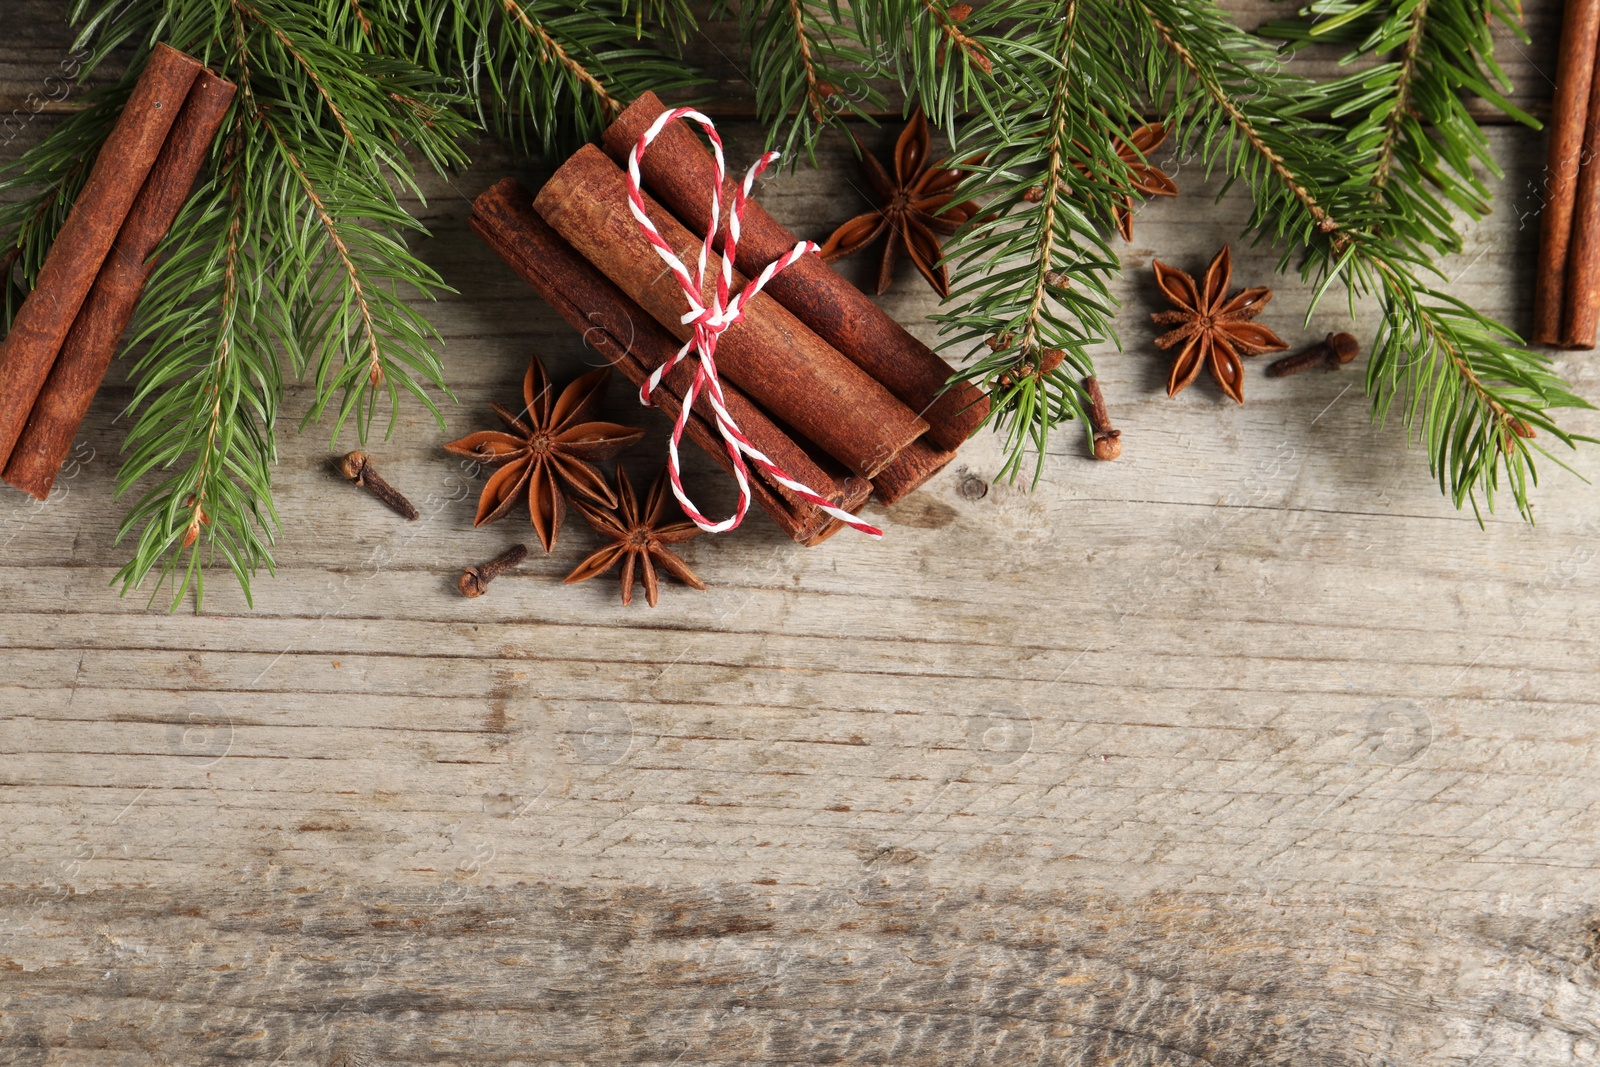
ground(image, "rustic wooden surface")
xmin=4 ymin=5 xmax=1600 ymax=1065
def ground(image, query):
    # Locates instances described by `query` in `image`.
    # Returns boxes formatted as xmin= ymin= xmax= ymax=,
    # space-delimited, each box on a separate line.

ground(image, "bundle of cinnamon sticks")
xmin=1536 ymin=0 xmax=1600 ymax=349
xmin=471 ymin=92 xmax=989 ymax=545
xmin=0 ymin=44 xmax=234 ymax=499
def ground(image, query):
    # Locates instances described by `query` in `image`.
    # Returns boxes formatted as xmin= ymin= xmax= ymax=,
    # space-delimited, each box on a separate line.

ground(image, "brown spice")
xmin=564 ymin=467 xmax=705 ymax=608
xmin=818 ymin=108 xmax=980 ymax=297
xmin=869 ymin=440 xmax=958 ymax=505
xmin=339 ymin=450 xmax=418 ymax=520
xmin=458 ymin=544 xmax=529 ymax=598
xmin=1563 ymin=52 xmax=1600 ymax=348
xmin=443 ymin=352 xmax=643 ymax=552
xmin=1534 ymin=0 xmax=1600 ymax=345
xmin=468 ymin=178 xmax=870 ymax=546
xmin=1265 ymin=332 xmax=1360 ymax=378
xmin=601 ymin=92 xmax=991 ymax=454
xmin=1083 ymin=376 xmax=1121 ymax=461
xmin=1150 ymin=245 xmax=1288 ymax=404
xmin=0 ymin=44 xmax=205 ymax=469
xmin=533 ymin=145 xmax=929 ymax=481
xmin=1107 ymin=123 xmax=1178 ymax=241
xmin=4 ymin=69 xmax=237 ymax=501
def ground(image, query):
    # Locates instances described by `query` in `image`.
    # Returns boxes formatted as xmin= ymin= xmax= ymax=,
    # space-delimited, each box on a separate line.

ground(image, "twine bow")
xmin=625 ymin=107 xmax=883 ymax=539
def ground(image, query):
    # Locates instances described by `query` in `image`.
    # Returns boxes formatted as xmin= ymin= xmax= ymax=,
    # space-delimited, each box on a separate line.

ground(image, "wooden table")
xmin=3 ymin=6 xmax=1598 ymax=1064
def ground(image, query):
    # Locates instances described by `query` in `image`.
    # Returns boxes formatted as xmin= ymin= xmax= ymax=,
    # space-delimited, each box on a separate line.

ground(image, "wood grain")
xmin=3 ymin=4 xmax=1600 ymax=1065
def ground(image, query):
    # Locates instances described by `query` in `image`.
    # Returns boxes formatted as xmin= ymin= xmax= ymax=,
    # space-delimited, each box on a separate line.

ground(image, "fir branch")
xmin=620 ymin=0 xmax=699 ymax=43
xmin=7 ymin=0 xmax=699 ymax=609
xmin=13 ymin=0 xmax=475 ymax=609
xmin=219 ymin=2 xmax=470 ymax=430
xmin=932 ymin=1 xmax=1154 ymax=482
xmin=380 ymin=0 xmax=704 ymax=156
xmin=919 ymin=0 xmax=990 ymax=74
xmin=1015 ymin=15 xmax=1075 ymax=357
xmin=1368 ymin=0 xmax=1430 ymax=195
xmin=502 ymin=0 xmax=623 ymax=116
xmin=1134 ymin=0 xmax=1588 ymax=520
xmin=1263 ymin=0 xmax=1535 ymax=255
xmin=1139 ymin=8 xmax=1347 ymax=242
xmin=860 ymin=0 xmax=1004 ymax=136
xmin=718 ymin=0 xmax=889 ymax=162
xmin=267 ymin=130 xmax=384 ymax=389
xmin=784 ymin=0 xmax=831 ymax=124
xmin=917 ymin=0 xmax=1585 ymax=513
xmin=113 ymin=134 xmax=280 ymax=611
xmin=349 ymin=0 xmax=376 ymax=40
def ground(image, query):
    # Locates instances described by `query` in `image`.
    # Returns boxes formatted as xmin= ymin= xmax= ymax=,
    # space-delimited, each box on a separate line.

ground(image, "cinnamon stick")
xmin=4 ymin=70 xmax=236 ymax=500
xmin=533 ymin=145 xmax=928 ymax=480
xmin=871 ymin=440 xmax=958 ymax=505
xmin=0 ymin=43 xmax=204 ymax=469
xmin=602 ymin=92 xmax=990 ymax=451
xmin=1534 ymin=0 xmax=1600 ymax=345
xmin=1566 ymin=43 xmax=1600 ymax=347
xmin=470 ymin=178 xmax=870 ymax=546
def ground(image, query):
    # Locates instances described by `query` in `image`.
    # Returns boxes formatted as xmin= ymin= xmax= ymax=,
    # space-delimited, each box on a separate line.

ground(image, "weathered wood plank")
xmin=3 ymin=885 xmax=1598 ymax=1066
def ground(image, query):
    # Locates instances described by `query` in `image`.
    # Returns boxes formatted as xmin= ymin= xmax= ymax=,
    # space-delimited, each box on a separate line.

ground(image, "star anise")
xmin=1150 ymin=245 xmax=1288 ymax=404
xmin=819 ymin=108 xmax=980 ymax=297
xmin=564 ymin=467 xmax=705 ymax=608
xmin=1110 ymin=123 xmax=1178 ymax=241
xmin=444 ymin=354 xmax=644 ymax=552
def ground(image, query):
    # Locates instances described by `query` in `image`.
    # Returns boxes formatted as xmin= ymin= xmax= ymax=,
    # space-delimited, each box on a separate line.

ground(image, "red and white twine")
xmin=625 ymin=107 xmax=883 ymax=539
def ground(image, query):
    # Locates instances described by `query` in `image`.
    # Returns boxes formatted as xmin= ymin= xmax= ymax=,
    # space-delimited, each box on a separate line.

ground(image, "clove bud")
xmin=1266 ymin=332 xmax=1360 ymax=378
xmin=459 ymin=544 xmax=529 ymax=598
xmin=1083 ymin=376 xmax=1121 ymax=461
xmin=338 ymin=450 xmax=419 ymax=521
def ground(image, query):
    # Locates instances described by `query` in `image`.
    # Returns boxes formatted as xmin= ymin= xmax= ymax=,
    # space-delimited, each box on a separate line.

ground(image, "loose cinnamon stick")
xmin=1534 ymin=0 xmax=1600 ymax=345
xmin=1566 ymin=44 xmax=1600 ymax=347
xmin=0 ymin=43 xmax=204 ymax=469
xmin=602 ymin=92 xmax=990 ymax=450
xmin=4 ymin=70 xmax=236 ymax=500
xmin=471 ymin=178 xmax=870 ymax=546
xmin=534 ymin=145 xmax=928 ymax=480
